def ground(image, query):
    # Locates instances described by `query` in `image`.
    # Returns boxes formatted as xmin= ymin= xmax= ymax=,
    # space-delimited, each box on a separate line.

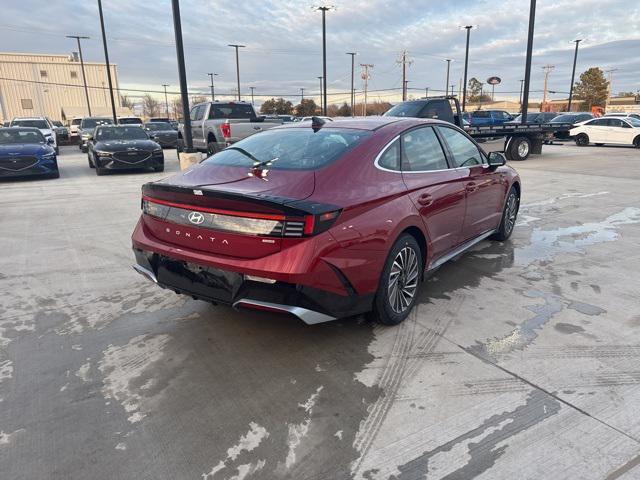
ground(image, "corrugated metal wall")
xmin=0 ymin=53 xmax=122 ymax=123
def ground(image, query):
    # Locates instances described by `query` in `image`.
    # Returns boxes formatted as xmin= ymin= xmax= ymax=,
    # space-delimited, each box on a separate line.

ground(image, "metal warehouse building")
xmin=0 ymin=52 xmax=131 ymax=124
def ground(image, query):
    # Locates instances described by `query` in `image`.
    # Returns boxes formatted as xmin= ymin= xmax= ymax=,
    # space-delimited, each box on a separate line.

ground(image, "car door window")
xmin=589 ymin=118 xmax=608 ymax=126
xmin=607 ymin=118 xmax=623 ymax=128
xmin=437 ymin=127 xmax=484 ymax=167
xmin=401 ymin=127 xmax=448 ymax=172
xmin=377 ymin=138 xmax=400 ymax=171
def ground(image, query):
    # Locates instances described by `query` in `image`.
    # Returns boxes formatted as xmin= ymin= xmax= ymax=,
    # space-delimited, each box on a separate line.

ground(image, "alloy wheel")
xmin=504 ymin=192 xmax=518 ymax=235
xmin=387 ymin=246 xmax=419 ymax=314
xmin=517 ymin=141 xmax=529 ymax=158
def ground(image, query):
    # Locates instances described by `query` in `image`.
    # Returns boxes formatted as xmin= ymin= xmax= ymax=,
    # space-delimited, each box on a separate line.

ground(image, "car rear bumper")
xmin=131 ymin=219 xmax=375 ymax=322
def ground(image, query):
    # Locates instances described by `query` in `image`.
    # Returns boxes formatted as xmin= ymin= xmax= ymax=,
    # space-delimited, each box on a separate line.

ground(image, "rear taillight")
xmin=221 ymin=122 xmax=231 ymax=139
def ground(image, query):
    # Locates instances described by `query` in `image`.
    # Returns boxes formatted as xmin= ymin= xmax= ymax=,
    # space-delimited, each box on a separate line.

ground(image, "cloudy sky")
xmin=1 ymin=0 xmax=639 ymax=106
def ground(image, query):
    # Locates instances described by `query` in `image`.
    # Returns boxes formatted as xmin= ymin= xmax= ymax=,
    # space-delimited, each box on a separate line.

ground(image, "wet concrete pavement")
xmin=1 ymin=144 xmax=639 ymax=479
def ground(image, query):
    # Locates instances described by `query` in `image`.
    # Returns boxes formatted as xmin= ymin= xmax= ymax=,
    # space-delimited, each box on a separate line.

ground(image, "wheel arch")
xmin=399 ymin=225 xmax=427 ymax=273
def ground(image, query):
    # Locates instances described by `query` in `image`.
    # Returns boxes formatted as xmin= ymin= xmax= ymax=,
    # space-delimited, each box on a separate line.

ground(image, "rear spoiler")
xmin=142 ymin=181 xmax=339 ymax=217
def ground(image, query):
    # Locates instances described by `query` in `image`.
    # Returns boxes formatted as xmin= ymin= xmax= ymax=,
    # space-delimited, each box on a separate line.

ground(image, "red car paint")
xmin=131 ymin=117 xmax=520 ymax=321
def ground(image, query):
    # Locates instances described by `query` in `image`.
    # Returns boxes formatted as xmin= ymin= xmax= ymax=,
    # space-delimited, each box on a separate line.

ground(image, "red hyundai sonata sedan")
xmin=131 ymin=117 xmax=520 ymax=325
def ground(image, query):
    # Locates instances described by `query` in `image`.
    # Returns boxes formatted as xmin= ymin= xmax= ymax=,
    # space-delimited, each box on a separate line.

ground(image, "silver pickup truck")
xmin=179 ymin=101 xmax=282 ymax=154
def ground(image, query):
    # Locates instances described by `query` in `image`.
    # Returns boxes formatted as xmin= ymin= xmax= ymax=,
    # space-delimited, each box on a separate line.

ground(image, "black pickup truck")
xmin=384 ymin=96 xmax=572 ymax=161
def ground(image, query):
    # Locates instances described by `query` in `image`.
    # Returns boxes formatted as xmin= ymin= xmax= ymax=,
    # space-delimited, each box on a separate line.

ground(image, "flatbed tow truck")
xmin=384 ymin=96 xmax=572 ymax=161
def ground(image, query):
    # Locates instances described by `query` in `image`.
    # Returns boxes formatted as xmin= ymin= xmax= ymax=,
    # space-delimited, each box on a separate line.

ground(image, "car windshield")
xmin=203 ymin=128 xmax=372 ymax=170
xmin=0 ymin=128 xmax=45 ymax=144
xmin=11 ymin=119 xmax=49 ymax=129
xmin=119 ymin=118 xmax=142 ymax=124
xmin=95 ymin=126 xmax=148 ymax=141
xmin=626 ymin=118 xmax=640 ymax=127
xmin=384 ymin=102 xmax=425 ymax=117
xmin=81 ymin=118 xmax=112 ymax=129
xmin=53 ymin=121 xmax=63 ymax=127
xmin=145 ymin=123 xmax=172 ymax=131
xmin=71 ymin=119 xmax=81 ymax=125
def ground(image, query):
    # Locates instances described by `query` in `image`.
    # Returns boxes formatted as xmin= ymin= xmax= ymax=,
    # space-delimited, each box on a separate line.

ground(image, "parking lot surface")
xmin=1 ymin=144 xmax=640 ymax=479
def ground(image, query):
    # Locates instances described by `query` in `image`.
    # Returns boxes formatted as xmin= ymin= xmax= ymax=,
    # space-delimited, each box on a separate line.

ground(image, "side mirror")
xmin=47 ymin=137 xmax=55 ymax=145
xmin=488 ymin=151 xmax=506 ymax=167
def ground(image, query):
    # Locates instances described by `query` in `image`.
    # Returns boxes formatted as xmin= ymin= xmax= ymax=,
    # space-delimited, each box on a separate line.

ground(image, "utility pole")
xmin=300 ymin=87 xmax=305 ymax=101
xmin=317 ymin=76 xmax=323 ymax=108
xmin=397 ymin=50 xmax=413 ymax=101
xmin=162 ymin=84 xmax=170 ymax=118
xmin=360 ymin=63 xmax=373 ymax=116
xmin=316 ymin=6 xmax=333 ymax=115
xmin=445 ymin=59 xmax=452 ymax=95
xmin=404 ymin=80 xmax=410 ymax=99
xmin=462 ymin=25 xmax=473 ymax=111
xmin=542 ymin=64 xmax=555 ymax=106
xmin=520 ymin=0 xmax=536 ymax=123
xmin=171 ymin=0 xmax=193 ymax=150
xmin=451 ymin=84 xmax=456 ymax=96
xmin=567 ymin=39 xmax=582 ymax=112
xmin=519 ymin=79 xmax=524 ymax=112
xmin=228 ymin=44 xmax=245 ymax=101
xmin=66 ymin=35 xmax=91 ymax=116
xmin=605 ymin=68 xmax=618 ymax=110
xmin=425 ymin=87 xmax=429 ymax=98
xmin=97 ymin=0 xmax=117 ymax=124
xmin=346 ymin=52 xmax=356 ymax=116
xmin=207 ymin=73 xmax=218 ymax=102
xmin=249 ymin=87 xmax=255 ymax=105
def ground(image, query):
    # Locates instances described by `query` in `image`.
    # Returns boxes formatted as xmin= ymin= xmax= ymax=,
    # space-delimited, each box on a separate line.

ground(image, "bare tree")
xmin=141 ymin=94 xmax=160 ymax=118
xmin=120 ymin=95 xmax=134 ymax=110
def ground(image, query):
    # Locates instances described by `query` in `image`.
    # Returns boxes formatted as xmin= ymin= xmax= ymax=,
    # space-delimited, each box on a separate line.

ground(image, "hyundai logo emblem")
xmin=188 ymin=211 xmax=205 ymax=225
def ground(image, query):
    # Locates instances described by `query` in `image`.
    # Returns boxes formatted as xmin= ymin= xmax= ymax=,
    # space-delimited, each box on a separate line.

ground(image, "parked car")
xmin=51 ymin=120 xmax=70 ymax=143
xmin=467 ymin=110 xmax=514 ymax=126
xmin=131 ymin=117 xmax=520 ymax=325
xmin=144 ymin=122 xmax=178 ymax=148
xmin=604 ymin=112 xmax=640 ymax=120
xmin=169 ymin=120 xmax=179 ymax=130
xmin=69 ymin=117 xmax=82 ymax=142
xmin=87 ymin=125 xmax=164 ymax=175
xmin=508 ymin=112 xmax=559 ymax=124
xmin=571 ymin=116 xmax=640 ymax=147
xmin=78 ymin=117 xmax=113 ymax=152
xmin=10 ymin=117 xmax=58 ymax=154
xmin=118 ymin=116 xmax=143 ymax=126
xmin=179 ymin=101 xmax=283 ymax=155
xmin=549 ymin=112 xmax=594 ymax=141
xmin=0 ymin=127 xmax=59 ymax=179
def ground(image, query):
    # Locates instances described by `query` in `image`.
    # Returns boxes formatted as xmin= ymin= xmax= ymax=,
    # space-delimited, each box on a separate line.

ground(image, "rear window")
xmin=203 ymin=128 xmax=372 ymax=170
xmin=471 ymin=111 xmax=491 ymax=118
xmin=384 ymin=102 xmax=425 ymax=118
xmin=209 ymin=104 xmax=256 ymax=119
xmin=551 ymin=114 xmax=576 ymax=123
xmin=118 ymin=117 xmax=142 ymax=125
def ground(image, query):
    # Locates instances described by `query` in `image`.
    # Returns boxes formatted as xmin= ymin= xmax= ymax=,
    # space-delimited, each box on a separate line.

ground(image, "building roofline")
xmin=0 ymin=52 xmax=117 ymax=66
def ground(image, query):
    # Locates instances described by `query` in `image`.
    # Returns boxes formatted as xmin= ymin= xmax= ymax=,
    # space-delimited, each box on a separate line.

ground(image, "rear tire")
xmin=368 ymin=234 xmax=422 ymax=326
xmin=176 ymin=138 xmax=184 ymax=153
xmin=207 ymin=140 xmax=220 ymax=156
xmin=575 ymin=133 xmax=589 ymax=146
xmin=491 ymin=186 xmax=519 ymax=241
xmin=507 ymin=136 xmax=531 ymax=161
xmin=633 ymin=136 xmax=640 ymax=148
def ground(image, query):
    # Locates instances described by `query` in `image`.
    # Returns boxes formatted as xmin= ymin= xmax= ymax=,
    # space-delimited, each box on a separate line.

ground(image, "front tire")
xmin=575 ymin=133 xmax=589 ymax=146
xmin=492 ymin=187 xmax=519 ymax=241
xmin=153 ymin=164 xmax=164 ymax=172
xmin=368 ymin=234 xmax=422 ymax=326
xmin=95 ymin=167 xmax=107 ymax=176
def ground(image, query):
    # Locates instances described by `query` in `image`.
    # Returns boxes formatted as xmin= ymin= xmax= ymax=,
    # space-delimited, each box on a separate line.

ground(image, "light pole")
xmin=228 ymin=44 xmax=245 ymax=101
xmin=346 ymin=52 xmax=356 ymax=116
xmin=445 ymin=59 xmax=452 ymax=95
xmin=300 ymin=87 xmax=305 ymax=101
xmin=66 ymin=35 xmax=91 ymax=116
xmin=520 ymin=0 xmax=536 ymax=123
xmin=317 ymin=76 xmax=323 ymax=109
xmin=249 ymin=87 xmax=255 ymax=105
xmin=519 ymin=79 xmax=524 ymax=112
xmin=317 ymin=6 xmax=333 ymax=115
xmin=567 ymin=39 xmax=582 ymax=112
xmin=207 ymin=73 xmax=218 ymax=102
xmin=162 ymin=84 xmax=170 ymax=118
xmin=462 ymin=26 xmax=473 ymax=111
xmin=97 ymin=0 xmax=117 ymax=124
xmin=171 ymin=0 xmax=193 ymax=151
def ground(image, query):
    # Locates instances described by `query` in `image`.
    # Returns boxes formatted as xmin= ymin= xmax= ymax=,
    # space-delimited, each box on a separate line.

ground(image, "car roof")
xmin=0 ymin=126 xmax=41 ymax=131
xmin=275 ymin=116 xmax=451 ymax=131
xmin=12 ymin=116 xmax=48 ymax=121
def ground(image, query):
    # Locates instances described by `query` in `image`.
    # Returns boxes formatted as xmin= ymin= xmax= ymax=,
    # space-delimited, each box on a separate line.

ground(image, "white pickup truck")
xmin=179 ymin=101 xmax=282 ymax=154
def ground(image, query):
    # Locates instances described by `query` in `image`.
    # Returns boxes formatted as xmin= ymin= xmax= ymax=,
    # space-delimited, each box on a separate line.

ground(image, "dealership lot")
xmin=1 ymin=145 xmax=640 ymax=479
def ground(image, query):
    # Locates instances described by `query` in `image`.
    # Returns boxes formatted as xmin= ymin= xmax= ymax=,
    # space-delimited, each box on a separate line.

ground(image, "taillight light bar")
xmin=221 ymin=122 xmax=231 ymax=139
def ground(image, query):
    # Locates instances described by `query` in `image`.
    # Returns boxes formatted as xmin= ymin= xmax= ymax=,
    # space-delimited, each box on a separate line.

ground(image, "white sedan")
xmin=570 ymin=117 xmax=640 ymax=147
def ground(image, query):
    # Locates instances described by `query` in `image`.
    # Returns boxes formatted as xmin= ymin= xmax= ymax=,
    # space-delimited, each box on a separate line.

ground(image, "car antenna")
xmin=311 ymin=116 xmax=325 ymax=132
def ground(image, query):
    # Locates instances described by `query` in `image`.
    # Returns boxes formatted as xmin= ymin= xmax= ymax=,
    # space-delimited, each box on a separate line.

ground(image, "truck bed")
xmin=464 ymin=122 xmax=574 ymax=138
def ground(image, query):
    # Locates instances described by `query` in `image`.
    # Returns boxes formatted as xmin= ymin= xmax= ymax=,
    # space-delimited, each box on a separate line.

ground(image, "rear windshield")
xmin=11 ymin=119 xmax=49 ymax=129
xmin=71 ymin=119 xmax=82 ymax=125
xmin=81 ymin=118 xmax=112 ymax=129
xmin=551 ymin=114 xmax=577 ymax=123
xmin=145 ymin=123 xmax=172 ymax=131
xmin=627 ymin=118 xmax=640 ymax=127
xmin=384 ymin=102 xmax=425 ymax=117
xmin=118 ymin=118 xmax=142 ymax=124
xmin=0 ymin=128 xmax=45 ymax=144
xmin=209 ymin=104 xmax=256 ymax=119
xmin=95 ymin=126 xmax=148 ymax=141
xmin=203 ymin=128 xmax=372 ymax=170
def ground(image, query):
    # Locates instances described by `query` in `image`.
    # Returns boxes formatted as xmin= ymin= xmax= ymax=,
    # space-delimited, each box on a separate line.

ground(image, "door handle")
xmin=417 ymin=193 xmax=433 ymax=206
xmin=466 ymin=182 xmax=478 ymax=193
